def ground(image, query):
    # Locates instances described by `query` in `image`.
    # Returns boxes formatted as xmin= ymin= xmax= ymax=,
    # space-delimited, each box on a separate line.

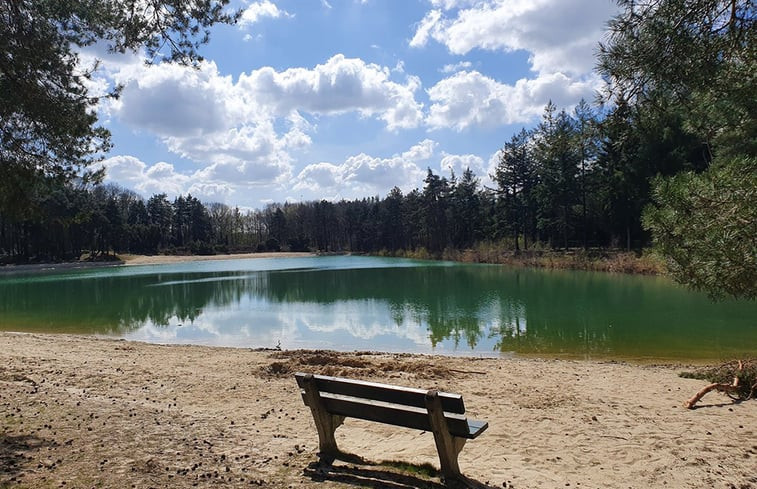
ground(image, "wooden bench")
xmin=295 ymin=372 xmax=488 ymax=481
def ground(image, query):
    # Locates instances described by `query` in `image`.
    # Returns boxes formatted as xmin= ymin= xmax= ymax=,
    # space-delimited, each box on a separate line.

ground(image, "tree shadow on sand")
xmin=0 ymin=433 xmax=53 ymax=486
xmin=689 ymin=398 xmax=745 ymax=410
xmin=303 ymin=452 xmax=499 ymax=489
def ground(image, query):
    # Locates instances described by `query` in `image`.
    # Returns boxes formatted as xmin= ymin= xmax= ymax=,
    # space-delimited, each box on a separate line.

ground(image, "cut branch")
xmin=684 ymin=382 xmax=742 ymax=409
xmin=684 ymin=360 xmax=747 ymax=409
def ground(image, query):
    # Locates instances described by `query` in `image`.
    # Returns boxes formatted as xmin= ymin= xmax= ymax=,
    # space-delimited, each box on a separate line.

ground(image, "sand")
xmin=1 ymin=332 xmax=755 ymax=489
xmin=120 ymin=252 xmax=316 ymax=266
xmin=0 ymin=252 xmax=316 ymax=276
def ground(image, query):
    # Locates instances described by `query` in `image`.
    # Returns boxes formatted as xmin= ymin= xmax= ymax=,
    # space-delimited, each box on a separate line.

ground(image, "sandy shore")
xmin=0 ymin=252 xmax=316 ymax=275
xmin=1 ymin=333 xmax=755 ymax=489
xmin=120 ymin=252 xmax=316 ymax=266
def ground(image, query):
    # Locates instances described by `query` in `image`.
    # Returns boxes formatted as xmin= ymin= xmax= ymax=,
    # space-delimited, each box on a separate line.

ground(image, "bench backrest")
xmin=295 ymin=372 xmax=466 ymax=413
xmin=295 ymin=372 xmax=475 ymax=438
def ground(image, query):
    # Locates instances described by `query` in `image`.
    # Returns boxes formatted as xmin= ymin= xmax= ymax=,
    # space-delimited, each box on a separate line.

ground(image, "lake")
xmin=1 ymin=255 xmax=755 ymax=361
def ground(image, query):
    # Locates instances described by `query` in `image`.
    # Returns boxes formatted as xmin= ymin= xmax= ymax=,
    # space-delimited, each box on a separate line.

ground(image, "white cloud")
xmin=344 ymin=153 xmax=427 ymax=193
xmin=187 ymin=182 xmax=233 ymax=202
xmin=402 ymin=139 xmax=437 ymax=161
xmin=440 ymin=60 xmax=472 ymax=73
xmin=239 ymin=1 xmax=291 ymax=27
xmin=412 ymin=0 xmax=613 ymax=131
xmin=485 ymin=148 xmax=503 ymax=185
xmin=238 ymin=54 xmax=424 ymax=130
xmin=109 ymin=59 xmax=296 ymax=186
xmin=410 ymin=10 xmax=442 ymax=48
xmin=439 ymin=153 xmax=485 ymax=177
xmin=165 ymin=122 xmax=300 ymax=185
xmin=294 ymin=140 xmax=437 ymax=198
xmin=426 ymin=70 xmax=599 ymax=130
xmin=114 ymin=61 xmax=233 ymax=137
xmin=295 ymin=163 xmax=342 ymax=191
xmin=107 ymin=53 xmax=426 ymax=193
xmin=100 ymin=155 xmax=259 ymax=205
xmin=429 ymin=0 xmax=480 ymax=9
xmin=413 ymin=0 xmax=617 ymax=76
xmin=100 ymin=156 xmax=190 ymax=197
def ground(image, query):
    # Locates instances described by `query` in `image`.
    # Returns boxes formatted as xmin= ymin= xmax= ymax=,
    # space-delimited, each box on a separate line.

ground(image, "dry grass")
xmin=389 ymin=244 xmax=666 ymax=275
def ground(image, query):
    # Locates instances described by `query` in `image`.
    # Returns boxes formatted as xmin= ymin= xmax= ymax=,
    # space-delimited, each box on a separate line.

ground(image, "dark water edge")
xmin=0 ymin=260 xmax=123 ymax=276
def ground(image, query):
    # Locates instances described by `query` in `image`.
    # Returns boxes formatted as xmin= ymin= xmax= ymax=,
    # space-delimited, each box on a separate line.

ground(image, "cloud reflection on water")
xmin=2 ymin=256 xmax=756 ymax=359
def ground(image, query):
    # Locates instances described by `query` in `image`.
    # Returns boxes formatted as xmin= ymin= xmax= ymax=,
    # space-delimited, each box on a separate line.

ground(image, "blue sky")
xmin=86 ymin=0 xmax=619 ymax=209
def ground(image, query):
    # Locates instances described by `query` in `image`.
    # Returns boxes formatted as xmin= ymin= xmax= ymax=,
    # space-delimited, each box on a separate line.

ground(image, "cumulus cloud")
xmin=411 ymin=0 xmax=614 ymax=131
xmin=426 ymin=70 xmax=599 ymax=130
xmin=440 ymin=60 xmax=472 ymax=73
xmin=100 ymin=156 xmax=191 ymax=197
xmin=101 ymin=155 xmax=242 ymax=204
xmin=402 ymin=139 xmax=437 ymax=161
xmin=439 ymin=153 xmax=486 ymax=177
xmin=429 ymin=0 xmax=480 ymax=9
xmin=113 ymin=54 xmax=423 ymax=138
xmin=114 ymin=61 xmax=233 ymax=137
xmin=294 ymin=140 xmax=437 ymax=198
xmin=485 ymin=148 xmax=503 ymax=184
xmin=239 ymin=1 xmax=291 ymax=27
xmin=104 ymin=53 xmax=426 ymax=192
xmin=238 ymin=54 xmax=424 ymax=130
xmin=410 ymin=10 xmax=442 ymax=48
xmin=412 ymin=0 xmax=617 ymax=76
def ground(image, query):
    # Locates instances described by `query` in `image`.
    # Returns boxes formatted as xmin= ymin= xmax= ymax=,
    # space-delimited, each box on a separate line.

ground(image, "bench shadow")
xmin=0 ymin=433 xmax=52 ymax=486
xmin=303 ymin=452 xmax=498 ymax=489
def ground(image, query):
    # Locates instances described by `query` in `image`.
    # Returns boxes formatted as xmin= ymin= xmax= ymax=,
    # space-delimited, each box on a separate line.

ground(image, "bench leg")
xmin=425 ymin=390 xmax=465 ymax=481
xmin=301 ymin=374 xmax=344 ymax=460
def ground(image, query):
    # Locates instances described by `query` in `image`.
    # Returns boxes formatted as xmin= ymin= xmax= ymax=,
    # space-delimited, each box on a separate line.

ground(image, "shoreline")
xmin=1 ymin=332 xmax=754 ymax=488
xmin=0 ymin=251 xmax=316 ymax=275
xmin=0 ymin=329 xmax=733 ymax=366
xmin=0 ymin=249 xmax=665 ymax=276
xmin=119 ymin=251 xmax=316 ymax=266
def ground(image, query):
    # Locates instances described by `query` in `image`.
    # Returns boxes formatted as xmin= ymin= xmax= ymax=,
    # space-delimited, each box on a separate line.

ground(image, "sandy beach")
xmin=0 ymin=252 xmax=317 ymax=275
xmin=1 ymin=333 xmax=755 ymax=488
xmin=119 ymin=252 xmax=316 ymax=266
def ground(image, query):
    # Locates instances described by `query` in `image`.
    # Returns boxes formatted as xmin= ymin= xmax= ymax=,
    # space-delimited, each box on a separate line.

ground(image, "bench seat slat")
xmin=301 ymin=391 xmax=486 ymax=439
xmin=295 ymin=372 xmax=465 ymax=414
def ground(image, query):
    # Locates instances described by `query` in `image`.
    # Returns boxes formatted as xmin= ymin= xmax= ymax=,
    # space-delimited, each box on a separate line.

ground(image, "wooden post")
xmin=425 ymin=389 xmax=465 ymax=481
xmin=301 ymin=373 xmax=343 ymax=460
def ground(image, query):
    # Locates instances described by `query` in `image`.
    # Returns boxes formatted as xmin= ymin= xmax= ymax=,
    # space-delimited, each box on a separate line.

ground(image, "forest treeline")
xmin=1 ymin=1 xmax=754 ymax=299
xmin=0 ymin=97 xmax=707 ymax=261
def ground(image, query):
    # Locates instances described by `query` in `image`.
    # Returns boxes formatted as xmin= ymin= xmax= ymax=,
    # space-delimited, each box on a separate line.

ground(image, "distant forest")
xmin=1 ymin=1 xmax=754 ymax=300
xmin=0 ymin=98 xmax=708 ymax=261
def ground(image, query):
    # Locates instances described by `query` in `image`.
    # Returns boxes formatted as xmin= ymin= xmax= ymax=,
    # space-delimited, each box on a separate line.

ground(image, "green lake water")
xmin=0 ymin=255 xmax=755 ymax=361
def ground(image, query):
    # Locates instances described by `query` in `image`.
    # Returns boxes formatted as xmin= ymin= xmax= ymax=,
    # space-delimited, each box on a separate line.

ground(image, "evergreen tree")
xmin=534 ymin=103 xmax=580 ymax=250
xmin=421 ymin=169 xmax=451 ymax=252
xmin=573 ymin=99 xmax=600 ymax=249
xmin=450 ymin=168 xmax=482 ymax=249
xmin=494 ymin=129 xmax=538 ymax=250
xmin=599 ymin=0 xmax=756 ymax=297
xmin=0 ymin=1 xmax=238 ymax=219
xmin=379 ymin=187 xmax=405 ymax=251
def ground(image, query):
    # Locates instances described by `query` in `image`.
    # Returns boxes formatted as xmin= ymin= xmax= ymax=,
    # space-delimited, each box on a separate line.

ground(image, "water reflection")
xmin=0 ymin=257 xmax=755 ymax=360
